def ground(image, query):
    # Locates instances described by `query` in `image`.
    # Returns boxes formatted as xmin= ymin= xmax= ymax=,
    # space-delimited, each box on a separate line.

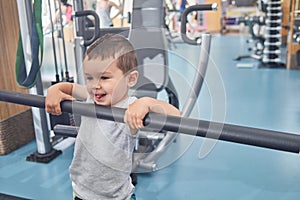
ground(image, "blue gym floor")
xmin=1 ymin=34 xmax=300 ymax=200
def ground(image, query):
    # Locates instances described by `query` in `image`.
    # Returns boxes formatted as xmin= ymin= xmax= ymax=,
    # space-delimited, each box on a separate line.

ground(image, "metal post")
xmin=73 ymin=0 xmax=86 ymax=85
xmin=16 ymin=0 xmax=61 ymax=162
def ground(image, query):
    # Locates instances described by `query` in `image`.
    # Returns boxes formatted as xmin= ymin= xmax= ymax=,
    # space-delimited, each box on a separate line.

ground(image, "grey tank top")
xmin=70 ymin=96 xmax=137 ymax=200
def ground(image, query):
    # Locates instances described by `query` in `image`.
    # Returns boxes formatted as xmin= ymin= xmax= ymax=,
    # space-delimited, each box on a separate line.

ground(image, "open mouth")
xmin=94 ymin=93 xmax=106 ymax=102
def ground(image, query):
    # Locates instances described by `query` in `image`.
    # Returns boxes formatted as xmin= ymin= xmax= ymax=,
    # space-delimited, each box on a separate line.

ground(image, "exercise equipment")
xmin=129 ymin=0 xmax=177 ymax=102
xmin=69 ymin=1 xmax=217 ymax=171
xmin=15 ymin=0 xmax=44 ymax=88
xmin=129 ymin=3 xmax=218 ymax=171
xmin=56 ymin=0 xmax=71 ymax=81
xmin=40 ymin=1 xmax=74 ymax=135
xmin=1 ymin=89 xmax=300 ymax=154
xmin=47 ymin=0 xmax=60 ymax=83
xmin=180 ymin=3 xmax=218 ymax=45
xmin=15 ymin=0 xmax=61 ymax=163
xmin=234 ymin=0 xmax=285 ymax=68
xmin=261 ymin=0 xmax=285 ymax=67
xmin=235 ymin=16 xmax=266 ymax=61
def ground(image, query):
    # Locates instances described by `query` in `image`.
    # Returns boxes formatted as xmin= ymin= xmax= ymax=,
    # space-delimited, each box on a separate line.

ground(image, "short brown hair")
xmin=85 ymin=34 xmax=137 ymax=74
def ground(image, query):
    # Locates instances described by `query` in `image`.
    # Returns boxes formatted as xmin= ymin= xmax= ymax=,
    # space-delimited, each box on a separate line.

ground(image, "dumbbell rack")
xmin=261 ymin=0 xmax=285 ymax=68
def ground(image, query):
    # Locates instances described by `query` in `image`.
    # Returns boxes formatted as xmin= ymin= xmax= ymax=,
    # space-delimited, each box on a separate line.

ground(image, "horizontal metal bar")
xmin=1 ymin=89 xmax=300 ymax=153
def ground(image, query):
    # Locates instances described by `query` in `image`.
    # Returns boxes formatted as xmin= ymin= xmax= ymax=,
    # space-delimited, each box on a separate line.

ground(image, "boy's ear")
xmin=127 ymin=70 xmax=138 ymax=87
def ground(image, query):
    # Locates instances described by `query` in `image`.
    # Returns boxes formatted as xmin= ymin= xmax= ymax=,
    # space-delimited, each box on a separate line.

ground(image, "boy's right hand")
xmin=45 ymin=85 xmax=74 ymax=115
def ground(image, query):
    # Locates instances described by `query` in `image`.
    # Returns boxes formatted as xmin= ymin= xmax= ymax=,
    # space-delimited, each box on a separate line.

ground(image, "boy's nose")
xmin=94 ymin=80 xmax=101 ymax=89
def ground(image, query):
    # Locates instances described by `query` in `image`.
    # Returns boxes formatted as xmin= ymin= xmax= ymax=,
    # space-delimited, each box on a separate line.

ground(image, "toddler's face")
xmin=84 ymin=57 xmax=130 ymax=106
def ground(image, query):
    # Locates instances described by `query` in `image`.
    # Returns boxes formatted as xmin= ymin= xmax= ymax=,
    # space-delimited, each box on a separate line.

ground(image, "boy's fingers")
xmin=47 ymin=106 xmax=61 ymax=115
xmin=125 ymin=106 xmax=146 ymax=129
xmin=138 ymin=119 xmax=144 ymax=129
xmin=51 ymin=111 xmax=61 ymax=116
xmin=46 ymin=93 xmax=74 ymax=115
xmin=46 ymin=102 xmax=61 ymax=115
xmin=124 ymin=111 xmax=128 ymax=124
xmin=124 ymin=111 xmax=140 ymax=129
xmin=62 ymin=93 xmax=75 ymax=101
xmin=124 ymin=111 xmax=133 ymax=127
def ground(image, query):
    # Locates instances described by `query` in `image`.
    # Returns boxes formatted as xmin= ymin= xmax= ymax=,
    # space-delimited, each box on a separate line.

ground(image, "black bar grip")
xmin=75 ymin=10 xmax=100 ymax=46
xmin=181 ymin=3 xmax=218 ymax=45
xmin=1 ymin=90 xmax=300 ymax=153
xmin=54 ymin=124 xmax=79 ymax=137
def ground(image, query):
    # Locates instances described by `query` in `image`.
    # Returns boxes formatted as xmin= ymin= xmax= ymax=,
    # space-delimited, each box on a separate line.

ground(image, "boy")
xmin=45 ymin=34 xmax=180 ymax=200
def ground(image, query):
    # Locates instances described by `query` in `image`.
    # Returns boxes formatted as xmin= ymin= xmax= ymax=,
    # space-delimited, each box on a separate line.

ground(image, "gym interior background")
xmin=1 ymin=0 xmax=300 ymax=199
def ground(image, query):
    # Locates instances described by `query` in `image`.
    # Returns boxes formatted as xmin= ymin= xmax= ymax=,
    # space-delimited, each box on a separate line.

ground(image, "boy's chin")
xmin=93 ymin=98 xmax=110 ymax=106
xmin=94 ymin=101 xmax=111 ymax=106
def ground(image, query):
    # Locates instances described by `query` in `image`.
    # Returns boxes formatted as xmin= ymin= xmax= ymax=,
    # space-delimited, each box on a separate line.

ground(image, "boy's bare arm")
xmin=124 ymin=97 xmax=180 ymax=131
xmin=45 ymin=82 xmax=88 ymax=115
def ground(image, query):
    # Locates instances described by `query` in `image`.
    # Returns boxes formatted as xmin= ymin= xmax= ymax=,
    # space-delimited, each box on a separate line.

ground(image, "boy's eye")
xmin=86 ymin=76 xmax=93 ymax=81
xmin=101 ymin=76 xmax=109 ymax=80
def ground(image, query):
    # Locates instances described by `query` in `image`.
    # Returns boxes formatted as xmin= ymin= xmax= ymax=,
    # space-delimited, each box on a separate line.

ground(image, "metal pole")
xmin=47 ymin=0 xmax=60 ymax=82
xmin=1 ymin=90 xmax=300 ymax=154
xmin=73 ymin=0 xmax=86 ymax=85
xmin=16 ymin=0 xmax=52 ymax=155
xmin=57 ymin=0 xmax=70 ymax=80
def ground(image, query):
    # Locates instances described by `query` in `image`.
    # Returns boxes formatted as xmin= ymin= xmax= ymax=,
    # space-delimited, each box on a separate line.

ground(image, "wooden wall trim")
xmin=0 ymin=0 xmax=29 ymax=120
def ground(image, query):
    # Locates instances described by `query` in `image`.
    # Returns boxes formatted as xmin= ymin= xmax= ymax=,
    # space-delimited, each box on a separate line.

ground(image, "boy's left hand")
xmin=124 ymin=97 xmax=180 ymax=131
xmin=124 ymin=99 xmax=149 ymax=130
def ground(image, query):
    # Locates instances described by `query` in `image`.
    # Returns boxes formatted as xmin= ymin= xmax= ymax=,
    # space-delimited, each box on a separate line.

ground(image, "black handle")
xmin=75 ymin=10 xmax=100 ymax=46
xmin=181 ymin=3 xmax=217 ymax=45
